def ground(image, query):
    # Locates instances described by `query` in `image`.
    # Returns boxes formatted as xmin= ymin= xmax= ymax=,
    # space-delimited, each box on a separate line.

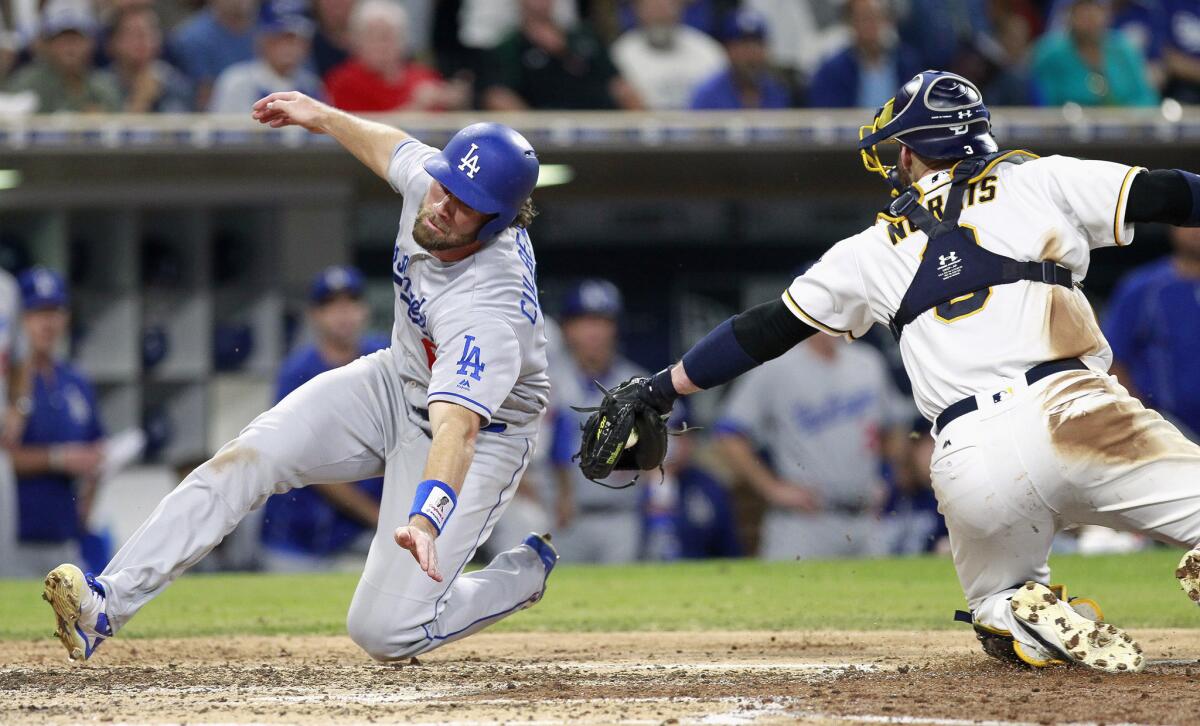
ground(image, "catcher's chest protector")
xmin=887 ymin=151 xmax=1075 ymax=341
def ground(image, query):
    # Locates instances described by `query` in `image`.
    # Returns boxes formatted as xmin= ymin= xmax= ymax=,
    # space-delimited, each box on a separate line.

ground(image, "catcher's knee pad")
xmin=955 ymin=584 xmax=1103 ymax=669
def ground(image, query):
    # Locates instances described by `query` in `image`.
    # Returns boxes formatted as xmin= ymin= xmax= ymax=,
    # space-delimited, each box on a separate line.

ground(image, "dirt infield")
xmin=3 ymin=630 xmax=1200 ymax=725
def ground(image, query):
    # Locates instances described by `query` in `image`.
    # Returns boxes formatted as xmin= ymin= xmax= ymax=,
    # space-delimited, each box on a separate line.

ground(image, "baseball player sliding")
xmin=579 ymin=71 xmax=1200 ymax=674
xmin=42 ymin=91 xmax=558 ymax=662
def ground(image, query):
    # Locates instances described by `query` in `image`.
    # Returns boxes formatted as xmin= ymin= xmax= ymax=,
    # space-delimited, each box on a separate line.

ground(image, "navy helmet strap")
xmin=888 ymin=151 xmax=1072 ymax=341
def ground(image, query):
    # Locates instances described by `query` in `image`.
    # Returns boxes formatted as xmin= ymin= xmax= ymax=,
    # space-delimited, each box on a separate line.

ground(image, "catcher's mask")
xmin=858 ymin=70 xmax=997 ymax=192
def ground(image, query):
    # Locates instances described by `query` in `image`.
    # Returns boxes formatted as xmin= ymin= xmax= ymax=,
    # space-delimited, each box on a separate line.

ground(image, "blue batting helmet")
xmin=423 ymin=123 xmax=540 ymax=242
xmin=858 ymin=70 xmax=997 ymax=189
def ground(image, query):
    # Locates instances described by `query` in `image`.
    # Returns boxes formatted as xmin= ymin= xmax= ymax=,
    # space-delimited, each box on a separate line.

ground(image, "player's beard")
xmin=896 ymin=158 xmax=912 ymax=188
xmin=412 ymin=208 xmax=481 ymax=251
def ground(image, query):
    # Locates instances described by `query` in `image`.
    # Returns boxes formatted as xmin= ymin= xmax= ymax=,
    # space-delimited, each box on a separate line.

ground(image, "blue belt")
xmin=411 ymin=406 xmax=507 ymax=433
xmin=934 ymin=358 xmax=1087 ymax=434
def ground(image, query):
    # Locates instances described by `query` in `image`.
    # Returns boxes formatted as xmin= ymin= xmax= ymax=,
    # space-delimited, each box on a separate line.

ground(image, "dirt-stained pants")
xmin=932 ymin=368 xmax=1200 ymax=635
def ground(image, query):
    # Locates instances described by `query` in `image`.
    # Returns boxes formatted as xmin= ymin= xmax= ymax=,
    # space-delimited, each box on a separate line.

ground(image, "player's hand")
xmin=251 ymin=91 xmax=329 ymax=134
xmin=764 ymin=480 xmax=822 ymax=513
xmin=394 ymin=517 xmax=443 ymax=582
xmin=60 ymin=444 xmax=104 ymax=478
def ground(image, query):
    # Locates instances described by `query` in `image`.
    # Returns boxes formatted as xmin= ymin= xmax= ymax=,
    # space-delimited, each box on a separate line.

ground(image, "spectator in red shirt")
xmin=324 ymin=0 xmax=468 ymax=112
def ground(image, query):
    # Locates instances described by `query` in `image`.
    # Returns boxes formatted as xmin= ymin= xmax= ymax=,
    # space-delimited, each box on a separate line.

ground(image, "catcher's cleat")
xmin=43 ymin=564 xmax=112 ymax=662
xmin=1176 ymin=549 xmax=1200 ymax=605
xmin=1010 ymin=581 xmax=1143 ymax=673
xmin=957 ymin=583 xmax=1106 ymax=669
xmin=961 ymin=615 xmax=1066 ymax=668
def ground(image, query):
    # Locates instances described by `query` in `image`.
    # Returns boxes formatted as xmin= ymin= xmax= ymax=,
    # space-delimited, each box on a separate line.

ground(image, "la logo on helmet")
xmin=458 ymin=143 xmax=482 ymax=179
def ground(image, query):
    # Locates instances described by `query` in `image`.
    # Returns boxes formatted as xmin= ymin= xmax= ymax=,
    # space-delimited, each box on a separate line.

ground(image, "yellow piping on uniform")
xmin=1113 ymin=166 xmax=1145 ymax=247
xmin=782 ymin=289 xmax=857 ymax=340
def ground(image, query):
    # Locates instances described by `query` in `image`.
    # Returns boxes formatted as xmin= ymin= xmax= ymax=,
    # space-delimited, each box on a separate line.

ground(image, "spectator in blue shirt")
xmin=690 ymin=8 xmax=791 ymax=110
xmin=1163 ymin=0 xmax=1200 ymax=102
xmin=808 ymin=0 xmax=923 ymax=109
xmin=169 ymin=0 xmax=260 ymax=109
xmin=1103 ymin=227 xmax=1200 ymax=439
xmin=10 ymin=268 xmax=106 ymax=577
xmin=259 ymin=265 xmax=389 ymax=572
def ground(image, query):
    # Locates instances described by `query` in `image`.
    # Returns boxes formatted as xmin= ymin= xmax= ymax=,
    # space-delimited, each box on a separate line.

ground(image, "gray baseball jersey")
xmin=386 ymin=139 xmax=550 ymax=435
xmin=716 ymin=341 xmax=911 ymax=506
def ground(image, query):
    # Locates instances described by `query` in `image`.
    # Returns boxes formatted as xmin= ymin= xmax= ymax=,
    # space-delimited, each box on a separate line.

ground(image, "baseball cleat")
xmin=1176 ymin=549 xmax=1200 ymax=605
xmin=523 ymin=532 xmax=559 ymax=576
xmin=1010 ymin=581 xmax=1143 ymax=673
xmin=43 ymin=564 xmax=112 ymax=662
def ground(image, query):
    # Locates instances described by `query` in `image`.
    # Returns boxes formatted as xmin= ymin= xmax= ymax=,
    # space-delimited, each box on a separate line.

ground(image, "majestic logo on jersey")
xmin=937 ymin=251 xmax=963 ymax=280
xmin=457 ymin=143 xmax=482 ymax=179
xmin=456 ymin=378 xmax=472 ymax=391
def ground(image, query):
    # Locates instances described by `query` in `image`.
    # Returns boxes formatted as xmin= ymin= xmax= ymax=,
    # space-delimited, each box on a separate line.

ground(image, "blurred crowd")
xmin=2 ymin=0 xmax=1200 ymax=115
xmin=10 ymin=220 xmax=1200 ymax=573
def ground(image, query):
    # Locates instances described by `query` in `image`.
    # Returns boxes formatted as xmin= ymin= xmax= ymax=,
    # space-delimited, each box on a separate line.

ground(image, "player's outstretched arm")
xmin=251 ymin=91 xmax=409 ymax=181
xmin=1126 ymin=168 xmax=1200 ymax=226
xmin=393 ymin=401 xmax=482 ymax=583
xmin=642 ymin=298 xmax=820 ymax=412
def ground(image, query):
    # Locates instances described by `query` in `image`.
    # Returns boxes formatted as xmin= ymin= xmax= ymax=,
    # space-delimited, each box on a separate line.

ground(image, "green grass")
xmin=2 ymin=551 xmax=1195 ymax=640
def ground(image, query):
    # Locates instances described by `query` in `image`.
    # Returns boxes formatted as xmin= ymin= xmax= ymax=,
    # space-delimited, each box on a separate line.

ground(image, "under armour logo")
xmin=957 ymin=110 xmax=972 ymax=119
xmin=457 ymin=143 xmax=482 ymax=178
xmin=938 ymin=252 xmax=959 ymax=267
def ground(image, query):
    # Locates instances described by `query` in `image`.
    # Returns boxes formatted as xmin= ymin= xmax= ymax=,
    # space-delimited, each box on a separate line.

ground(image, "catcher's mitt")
xmin=572 ymin=378 xmax=671 ymax=488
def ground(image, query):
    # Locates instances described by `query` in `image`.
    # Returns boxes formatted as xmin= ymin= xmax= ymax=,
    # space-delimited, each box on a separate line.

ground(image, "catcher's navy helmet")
xmin=858 ymin=70 xmax=997 ymax=189
xmin=423 ymin=123 xmax=539 ymax=242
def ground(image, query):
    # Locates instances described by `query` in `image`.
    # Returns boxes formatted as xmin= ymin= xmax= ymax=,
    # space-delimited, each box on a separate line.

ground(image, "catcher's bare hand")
xmin=251 ymin=91 xmax=329 ymax=133
xmin=394 ymin=518 xmax=443 ymax=582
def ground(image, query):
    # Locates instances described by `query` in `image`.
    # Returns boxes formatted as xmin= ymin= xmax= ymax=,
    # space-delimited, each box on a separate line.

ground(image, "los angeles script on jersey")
xmin=392 ymin=247 xmax=431 ymax=336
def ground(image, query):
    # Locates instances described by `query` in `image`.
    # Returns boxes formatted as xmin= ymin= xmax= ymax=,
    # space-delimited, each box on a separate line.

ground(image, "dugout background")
xmin=0 ymin=107 xmax=1196 ymax=459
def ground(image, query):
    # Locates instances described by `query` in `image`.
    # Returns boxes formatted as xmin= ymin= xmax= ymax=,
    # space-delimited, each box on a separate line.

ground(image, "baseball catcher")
xmin=582 ymin=70 xmax=1200 ymax=673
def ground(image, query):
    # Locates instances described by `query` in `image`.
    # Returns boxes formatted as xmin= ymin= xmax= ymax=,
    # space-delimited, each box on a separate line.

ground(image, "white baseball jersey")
xmin=783 ymin=152 xmax=1144 ymax=421
xmin=386 ymin=139 xmax=551 ymax=435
